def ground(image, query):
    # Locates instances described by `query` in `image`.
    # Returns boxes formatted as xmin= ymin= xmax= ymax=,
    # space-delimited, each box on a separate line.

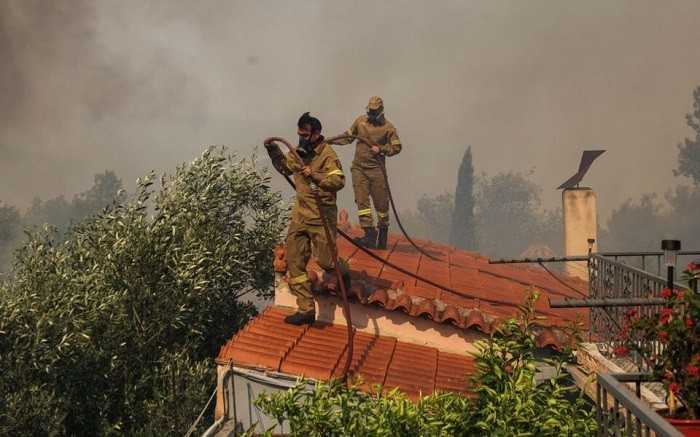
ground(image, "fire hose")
xmin=324 ymin=134 xmax=441 ymax=261
xmin=265 ymin=133 xmax=527 ymax=380
xmin=325 ymin=134 xmax=493 ymax=271
xmin=264 ymin=136 xmax=354 ymax=382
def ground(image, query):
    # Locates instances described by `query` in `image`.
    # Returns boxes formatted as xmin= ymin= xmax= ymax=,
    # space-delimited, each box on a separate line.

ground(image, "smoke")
xmin=1 ymin=0 xmax=700 ymax=225
xmin=0 ymin=0 xmax=207 ymax=208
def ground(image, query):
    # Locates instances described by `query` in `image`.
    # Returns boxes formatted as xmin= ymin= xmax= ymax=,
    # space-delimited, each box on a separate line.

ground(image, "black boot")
xmin=377 ymin=227 xmax=388 ymax=250
xmin=284 ymin=311 xmax=315 ymax=325
xmin=354 ymin=227 xmax=377 ymax=249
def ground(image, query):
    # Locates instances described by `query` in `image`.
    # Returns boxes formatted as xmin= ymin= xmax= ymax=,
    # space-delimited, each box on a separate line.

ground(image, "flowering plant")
xmin=617 ymin=262 xmax=700 ymax=419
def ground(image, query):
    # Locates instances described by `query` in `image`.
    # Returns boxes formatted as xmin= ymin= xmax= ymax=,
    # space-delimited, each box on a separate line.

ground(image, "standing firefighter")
xmin=329 ymin=96 xmax=402 ymax=250
xmin=264 ymin=112 xmax=351 ymax=325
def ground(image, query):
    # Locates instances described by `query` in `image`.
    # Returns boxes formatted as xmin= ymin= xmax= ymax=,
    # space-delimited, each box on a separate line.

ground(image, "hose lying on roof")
xmin=324 ymin=134 xmax=441 ymax=262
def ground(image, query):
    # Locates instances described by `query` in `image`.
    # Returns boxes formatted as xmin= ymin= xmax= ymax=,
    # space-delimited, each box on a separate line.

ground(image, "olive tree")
xmin=0 ymin=146 xmax=286 ymax=435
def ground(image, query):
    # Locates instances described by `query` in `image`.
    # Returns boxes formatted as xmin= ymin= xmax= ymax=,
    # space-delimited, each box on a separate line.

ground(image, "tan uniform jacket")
xmin=333 ymin=115 xmax=402 ymax=169
xmin=267 ymin=142 xmax=345 ymax=226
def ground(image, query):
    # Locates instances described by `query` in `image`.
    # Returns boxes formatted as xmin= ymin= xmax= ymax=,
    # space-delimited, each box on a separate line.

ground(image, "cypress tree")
xmin=450 ymin=146 xmax=476 ymax=250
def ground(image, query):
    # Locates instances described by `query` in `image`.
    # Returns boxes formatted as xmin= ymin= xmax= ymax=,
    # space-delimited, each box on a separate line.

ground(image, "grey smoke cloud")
xmin=1 ymin=0 xmax=700 ymax=226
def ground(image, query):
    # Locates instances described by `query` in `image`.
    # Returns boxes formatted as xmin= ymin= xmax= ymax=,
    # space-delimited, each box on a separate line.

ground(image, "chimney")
xmin=562 ymin=188 xmax=597 ymax=281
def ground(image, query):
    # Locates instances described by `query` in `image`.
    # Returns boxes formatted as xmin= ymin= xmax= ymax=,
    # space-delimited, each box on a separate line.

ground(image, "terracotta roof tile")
xmin=387 ymin=293 xmax=413 ymax=314
xmin=291 ymin=223 xmax=589 ymax=347
xmin=384 ymin=342 xmax=439 ymax=400
xmin=440 ymin=305 xmax=463 ymax=326
xmin=435 ymin=352 xmax=476 ymax=396
xmin=463 ymin=310 xmax=487 ymax=331
xmin=217 ymin=307 xmax=477 ymax=400
xmin=415 ymin=298 xmax=437 ymax=320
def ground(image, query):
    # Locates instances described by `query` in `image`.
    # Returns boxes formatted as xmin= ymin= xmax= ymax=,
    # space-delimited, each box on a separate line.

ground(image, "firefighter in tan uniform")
xmin=264 ymin=112 xmax=351 ymax=325
xmin=329 ymin=96 xmax=402 ymax=250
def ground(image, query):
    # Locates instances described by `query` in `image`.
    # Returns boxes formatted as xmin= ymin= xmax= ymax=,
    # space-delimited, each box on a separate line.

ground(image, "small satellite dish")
xmin=557 ymin=150 xmax=605 ymax=189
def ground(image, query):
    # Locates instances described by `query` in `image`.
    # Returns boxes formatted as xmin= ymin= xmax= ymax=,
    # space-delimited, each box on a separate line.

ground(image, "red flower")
xmin=614 ymin=345 xmax=628 ymax=357
xmin=687 ymin=262 xmax=698 ymax=271
xmin=619 ymin=272 xmax=700 ymax=418
xmin=669 ymin=382 xmax=680 ymax=394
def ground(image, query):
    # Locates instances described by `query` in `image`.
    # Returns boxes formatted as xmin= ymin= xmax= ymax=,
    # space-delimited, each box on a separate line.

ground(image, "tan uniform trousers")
xmin=285 ymin=220 xmax=349 ymax=314
xmin=351 ymin=165 xmax=390 ymax=229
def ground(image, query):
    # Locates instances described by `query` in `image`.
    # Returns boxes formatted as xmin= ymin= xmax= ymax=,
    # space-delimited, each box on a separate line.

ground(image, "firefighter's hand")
xmin=263 ymin=137 xmax=276 ymax=148
xmin=301 ymin=166 xmax=312 ymax=177
xmin=370 ymin=145 xmax=380 ymax=155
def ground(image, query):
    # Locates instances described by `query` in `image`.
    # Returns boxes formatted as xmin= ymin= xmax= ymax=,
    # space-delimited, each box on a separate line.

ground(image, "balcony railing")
xmin=596 ymin=372 xmax=682 ymax=437
xmin=587 ymin=254 xmax=685 ymax=369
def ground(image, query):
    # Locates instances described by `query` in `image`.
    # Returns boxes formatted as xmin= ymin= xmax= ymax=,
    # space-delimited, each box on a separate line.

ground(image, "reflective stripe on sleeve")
xmin=390 ymin=139 xmax=401 ymax=145
xmin=327 ymin=169 xmax=344 ymax=177
xmin=376 ymin=211 xmax=390 ymax=218
xmin=289 ymin=274 xmax=310 ymax=285
xmin=357 ymin=208 xmax=372 ymax=216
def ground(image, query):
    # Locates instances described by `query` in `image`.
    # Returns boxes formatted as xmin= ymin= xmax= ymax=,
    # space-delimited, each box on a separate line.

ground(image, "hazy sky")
xmin=2 ymin=0 xmax=700 ymax=224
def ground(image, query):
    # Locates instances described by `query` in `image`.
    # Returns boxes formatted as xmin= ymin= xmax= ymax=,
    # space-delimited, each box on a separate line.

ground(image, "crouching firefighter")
xmin=264 ymin=112 xmax=351 ymax=325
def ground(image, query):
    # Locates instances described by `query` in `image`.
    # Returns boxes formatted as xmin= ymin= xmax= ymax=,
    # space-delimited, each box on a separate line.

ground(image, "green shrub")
xmin=252 ymin=378 xmax=473 ymax=437
xmin=251 ymin=289 xmax=597 ymax=436
xmin=0 ymin=147 xmax=286 ymax=435
xmin=470 ymin=289 xmax=596 ymax=436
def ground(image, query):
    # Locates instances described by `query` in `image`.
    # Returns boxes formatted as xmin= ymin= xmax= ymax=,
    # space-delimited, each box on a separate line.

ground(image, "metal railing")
xmin=587 ymin=254 xmax=684 ymax=368
xmin=596 ymin=251 xmax=700 ymax=278
xmin=596 ymin=372 xmax=682 ymax=437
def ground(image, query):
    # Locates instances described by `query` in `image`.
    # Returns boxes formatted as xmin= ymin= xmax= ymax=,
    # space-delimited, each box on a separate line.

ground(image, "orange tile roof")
xmin=216 ymin=307 xmax=476 ymax=401
xmin=218 ymin=221 xmax=590 ymax=400
xmin=279 ymin=220 xmax=589 ymax=338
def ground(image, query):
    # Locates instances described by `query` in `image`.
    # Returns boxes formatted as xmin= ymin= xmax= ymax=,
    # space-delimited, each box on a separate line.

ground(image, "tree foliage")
xmin=250 ymin=290 xmax=595 ymax=437
xmin=599 ymin=184 xmax=700 ymax=254
xmin=450 ymin=146 xmax=477 ymax=251
xmin=0 ymin=146 xmax=286 ymax=435
xmin=475 ymin=170 xmax=561 ymax=258
xmin=0 ymin=202 xmax=22 ymax=276
xmin=24 ymin=170 xmax=124 ymax=237
xmin=1 ymin=171 xmax=125 ymax=275
xmin=598 ymin=194 xmax=666 ymax=252
xmin=416 ymin=191 xmax=455 ymax=244
xmin=395 ymin=168 xmax=561 ymax=258
xmin=674 ymin=86 xmax=700 ymax=184
xmin=469 ymin=290 xmax=595 ymax=435
xmin=600 ymin=87 xmax=700 ymax=253
xmin=392 ymin=192 xmax=454 ymax=245
xmin=664 ymin=184 xmax=700 ymax=249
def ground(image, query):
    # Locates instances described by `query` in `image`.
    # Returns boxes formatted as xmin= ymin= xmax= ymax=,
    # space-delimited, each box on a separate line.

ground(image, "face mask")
xmin=367 ymin=109 xmax=383 ymax=123
xmin=297 ymin=136 xmax=313 ymax=158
